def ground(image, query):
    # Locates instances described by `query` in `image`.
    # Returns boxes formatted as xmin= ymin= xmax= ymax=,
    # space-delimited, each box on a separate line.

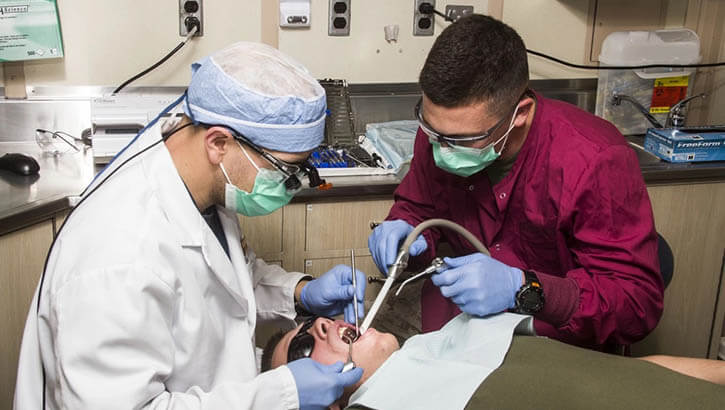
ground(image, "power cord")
xmin=112 ymin=23 xmax=199 ymax=94
xmin=418 ymin=2 xmax=453 ymax=22
xmin=526 ymin=48 xmax=725 ymax=70
xmin=422 ymin=6 xmax=725 ymax=70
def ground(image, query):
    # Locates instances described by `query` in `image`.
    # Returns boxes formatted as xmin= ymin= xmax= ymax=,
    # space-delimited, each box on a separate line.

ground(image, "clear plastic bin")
xmin=595 ymin=29 xmax=701 ymax=135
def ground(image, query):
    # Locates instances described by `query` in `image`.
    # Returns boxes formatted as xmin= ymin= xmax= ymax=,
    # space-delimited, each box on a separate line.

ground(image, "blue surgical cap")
xmin=183 ymin=42 xmax=326 ymax=153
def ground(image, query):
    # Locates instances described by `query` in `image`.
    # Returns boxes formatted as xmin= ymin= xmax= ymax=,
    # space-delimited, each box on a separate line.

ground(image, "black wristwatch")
xmin=514 ymin=270 xmax=545 ymax=314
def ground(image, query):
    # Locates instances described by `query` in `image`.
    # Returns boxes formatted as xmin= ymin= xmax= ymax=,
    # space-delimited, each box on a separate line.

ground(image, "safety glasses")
xmin=414 ymin=91 xmax=529 ymax=147
xmin=287 ymin=316 xmax=330 ymax=363
xmin=35 ymin=129 xmax=82 ymax=155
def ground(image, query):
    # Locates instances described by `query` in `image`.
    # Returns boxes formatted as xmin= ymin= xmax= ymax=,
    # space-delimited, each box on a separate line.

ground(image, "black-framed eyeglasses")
xmin=414 ymin=91 xmax=528 ymax=147
xmin=287 ymin=316 xmax=330 ymax=363
xmin=198 ymin=123 xmax=326 ymax=192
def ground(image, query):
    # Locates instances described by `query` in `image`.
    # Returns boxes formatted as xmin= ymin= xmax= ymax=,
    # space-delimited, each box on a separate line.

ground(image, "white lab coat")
xmin=14 ymin=124 xmax=307 ymax=409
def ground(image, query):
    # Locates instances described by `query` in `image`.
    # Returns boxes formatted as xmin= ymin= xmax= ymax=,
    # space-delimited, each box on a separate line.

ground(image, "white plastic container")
xmin=595 ymin=29 xmax=701 ymax=135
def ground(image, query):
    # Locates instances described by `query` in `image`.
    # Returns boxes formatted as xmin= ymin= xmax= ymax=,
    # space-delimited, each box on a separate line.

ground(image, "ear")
xmin=203 ymin=126 xmax=235 ymax=165
xmin=512 ymin=96 xmax=535 ymax=128
xmin=328 ymin=403 xmax=341 ymax=410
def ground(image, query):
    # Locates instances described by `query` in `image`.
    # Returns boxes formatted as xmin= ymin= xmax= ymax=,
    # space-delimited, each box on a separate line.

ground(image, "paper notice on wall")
xmin=0 ymin=0 xmax=63 ymax=62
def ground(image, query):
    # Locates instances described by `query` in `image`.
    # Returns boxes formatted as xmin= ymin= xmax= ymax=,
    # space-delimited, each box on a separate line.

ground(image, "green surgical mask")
xmin=220 ymin=142 xmax=299 ymax=216
xmin=431 ymin=106 xmax=519 ymax=177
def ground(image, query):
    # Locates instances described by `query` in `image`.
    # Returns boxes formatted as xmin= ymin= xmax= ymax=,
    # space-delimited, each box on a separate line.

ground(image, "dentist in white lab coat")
xmin=14 ymin=42 xmax=365 ymax=410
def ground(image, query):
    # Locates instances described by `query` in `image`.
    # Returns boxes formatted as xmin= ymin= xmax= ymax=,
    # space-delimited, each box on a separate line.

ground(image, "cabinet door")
xmin=305 ymin=200 xmax=394 ymax=252
xmin=631 ymin=182 xmax=725 ymax=358
xmin=0 ymin=220 xmax=54 ymax=409
xmin=238 ymin=208 xmax=284 ymax=263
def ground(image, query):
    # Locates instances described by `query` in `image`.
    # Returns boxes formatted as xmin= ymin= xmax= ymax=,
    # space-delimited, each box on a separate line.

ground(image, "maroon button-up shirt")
xmin=387 ymin=93 xmax=663 ymax=349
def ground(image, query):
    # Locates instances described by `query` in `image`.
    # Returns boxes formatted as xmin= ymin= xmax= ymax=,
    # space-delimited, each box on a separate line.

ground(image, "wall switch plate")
xmin=179 ymin=0 xmax=203 ymax=37
xmin=280 ymin=0 xmax=311 ymax=28
xmin=414 ymin=0 xmax=435 ymax=36
xmin=445 ymin=5 xmax=474 ymax=22
xmin=329 ymin=0 xmax=351 ymax=36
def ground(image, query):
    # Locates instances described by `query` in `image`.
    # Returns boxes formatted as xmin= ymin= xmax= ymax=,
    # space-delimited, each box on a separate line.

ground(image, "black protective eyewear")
xmin=287 ymin=316 xmax=330 ymax=363
xmin=235 ymin=135 xmax=326 ymax=192
xmin=200 ymin=123 xmax=326 ymax=191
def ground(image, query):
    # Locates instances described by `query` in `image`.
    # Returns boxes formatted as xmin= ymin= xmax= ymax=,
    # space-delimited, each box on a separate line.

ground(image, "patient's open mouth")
xmin=340 ymin=327 xmax=358 ymax=344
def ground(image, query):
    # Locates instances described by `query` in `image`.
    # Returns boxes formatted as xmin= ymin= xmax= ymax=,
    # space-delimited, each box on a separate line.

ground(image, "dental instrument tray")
xmin=644 ymin=126 xmax=725 ymax=163
xmin=318 ymin=79 xmax=395 ymax=176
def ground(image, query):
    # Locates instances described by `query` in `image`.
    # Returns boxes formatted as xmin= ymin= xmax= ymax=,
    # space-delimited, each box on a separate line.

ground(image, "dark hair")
xmin=261 ymin=330 xmax=286 ymax=372
xmin=419 ymin=14 xmax=529 ymax=116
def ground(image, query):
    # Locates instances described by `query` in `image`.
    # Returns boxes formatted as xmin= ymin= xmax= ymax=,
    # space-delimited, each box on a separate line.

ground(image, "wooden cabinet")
xmin=238 ymin=208 xmax=284 ymax=264
xmin=0 ymin=220 xmax=54 ymax=409
xmin=631 ymin=182 xmax=725 ymax=359
xmin=243 ymin=198 xmax=393 ymax=345
xmin=304 ymin=200 xmax=393 ymax=252
xmin=239 ymin=198 xmax=393 ymax=304
xmin=302 ymin=199 xmax=393 ymax=303
xmin=54 ymin=210 xmax=69 ymax=236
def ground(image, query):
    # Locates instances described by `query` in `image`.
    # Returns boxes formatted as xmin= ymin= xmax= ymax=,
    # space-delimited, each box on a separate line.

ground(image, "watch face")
xmin=521 ymin=290 xmax=540 ymax=307
xmin=518 ymin=286 xmax=544 ymax=312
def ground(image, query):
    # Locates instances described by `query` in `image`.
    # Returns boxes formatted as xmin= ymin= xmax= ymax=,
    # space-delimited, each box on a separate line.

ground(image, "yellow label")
xmin=650 ymin=75 xmax=690 ymax=113
xmin=654 ymin=75 xmax=689 ymax=88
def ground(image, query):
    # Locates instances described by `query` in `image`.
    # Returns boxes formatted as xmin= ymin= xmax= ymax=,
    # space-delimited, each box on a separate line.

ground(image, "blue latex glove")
xmin=431 ymin=253 xmax=524 ymax=317
xmin=287 ymin=359 xmax=363 ymax=410
xmin=368 ymin=220 xmax=428 ymax=275
xmin=301 ymin=265 xmax=366 ymax=323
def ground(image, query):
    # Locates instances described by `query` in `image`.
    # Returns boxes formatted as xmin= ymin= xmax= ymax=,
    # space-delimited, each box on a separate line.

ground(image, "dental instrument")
xmin=351 ymin=248 xmax=360 ymax=338
xmin=359 ymin=219 xmax=490 ymax=334
xmin=395 ymin=257 xmax=447 ymax=296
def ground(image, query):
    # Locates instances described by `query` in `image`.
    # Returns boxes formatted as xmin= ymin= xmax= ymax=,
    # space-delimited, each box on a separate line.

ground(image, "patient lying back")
xmin=263 ymin=315 xmax=725 ymax=410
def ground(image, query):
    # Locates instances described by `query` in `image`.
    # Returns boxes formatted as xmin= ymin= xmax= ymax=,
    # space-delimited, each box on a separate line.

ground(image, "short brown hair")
xmin=419 ymin=14 xmax=529 ymax=116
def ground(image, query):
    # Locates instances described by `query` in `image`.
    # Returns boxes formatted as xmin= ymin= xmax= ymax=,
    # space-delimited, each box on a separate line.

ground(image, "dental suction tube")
xmin=359 ymin=219 xmax=490 ymax=333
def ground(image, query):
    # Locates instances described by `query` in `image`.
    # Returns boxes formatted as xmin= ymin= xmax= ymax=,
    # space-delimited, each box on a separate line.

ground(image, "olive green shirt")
xmin=350 ymin=335 xmax=725 ymax=409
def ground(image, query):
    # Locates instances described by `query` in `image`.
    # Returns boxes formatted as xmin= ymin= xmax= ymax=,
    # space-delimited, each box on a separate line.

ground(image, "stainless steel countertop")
xmin=0 ymin=142 xmax=95 ymax=235
xmin=2 ymin=138 xmax=725 ymax=236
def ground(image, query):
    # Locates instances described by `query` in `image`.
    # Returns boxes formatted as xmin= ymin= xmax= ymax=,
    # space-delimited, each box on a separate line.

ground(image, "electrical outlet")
xmin=329 ymin=0 xmax=351 ymax=36
xmin=445 ymin=5 xmax=473 ymax=22
xmin=414 ymin=0 xmax=435 ymax=36
xmin=179 ymin=0 xmax=203 ymax=37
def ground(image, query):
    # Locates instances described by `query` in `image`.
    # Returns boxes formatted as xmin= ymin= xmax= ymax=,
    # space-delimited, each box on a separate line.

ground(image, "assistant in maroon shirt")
xmin=369 ymin=15 xmax=662 ymax=350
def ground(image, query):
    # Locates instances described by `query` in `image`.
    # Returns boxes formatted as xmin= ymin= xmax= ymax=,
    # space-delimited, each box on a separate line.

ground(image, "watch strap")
xmin=515 ymin=270 xmax=545 ymax=314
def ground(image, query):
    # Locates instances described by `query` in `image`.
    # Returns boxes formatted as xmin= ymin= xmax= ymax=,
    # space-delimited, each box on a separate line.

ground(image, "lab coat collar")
xmin=140 ymin=125 xmax=249 ymax=313
xmin=140 ymin=125 xmax=204 ymax=247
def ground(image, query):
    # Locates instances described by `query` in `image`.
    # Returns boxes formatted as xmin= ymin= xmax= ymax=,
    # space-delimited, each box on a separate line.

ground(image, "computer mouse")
xmin=0 ymin=153 xmax=40 ymax=176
